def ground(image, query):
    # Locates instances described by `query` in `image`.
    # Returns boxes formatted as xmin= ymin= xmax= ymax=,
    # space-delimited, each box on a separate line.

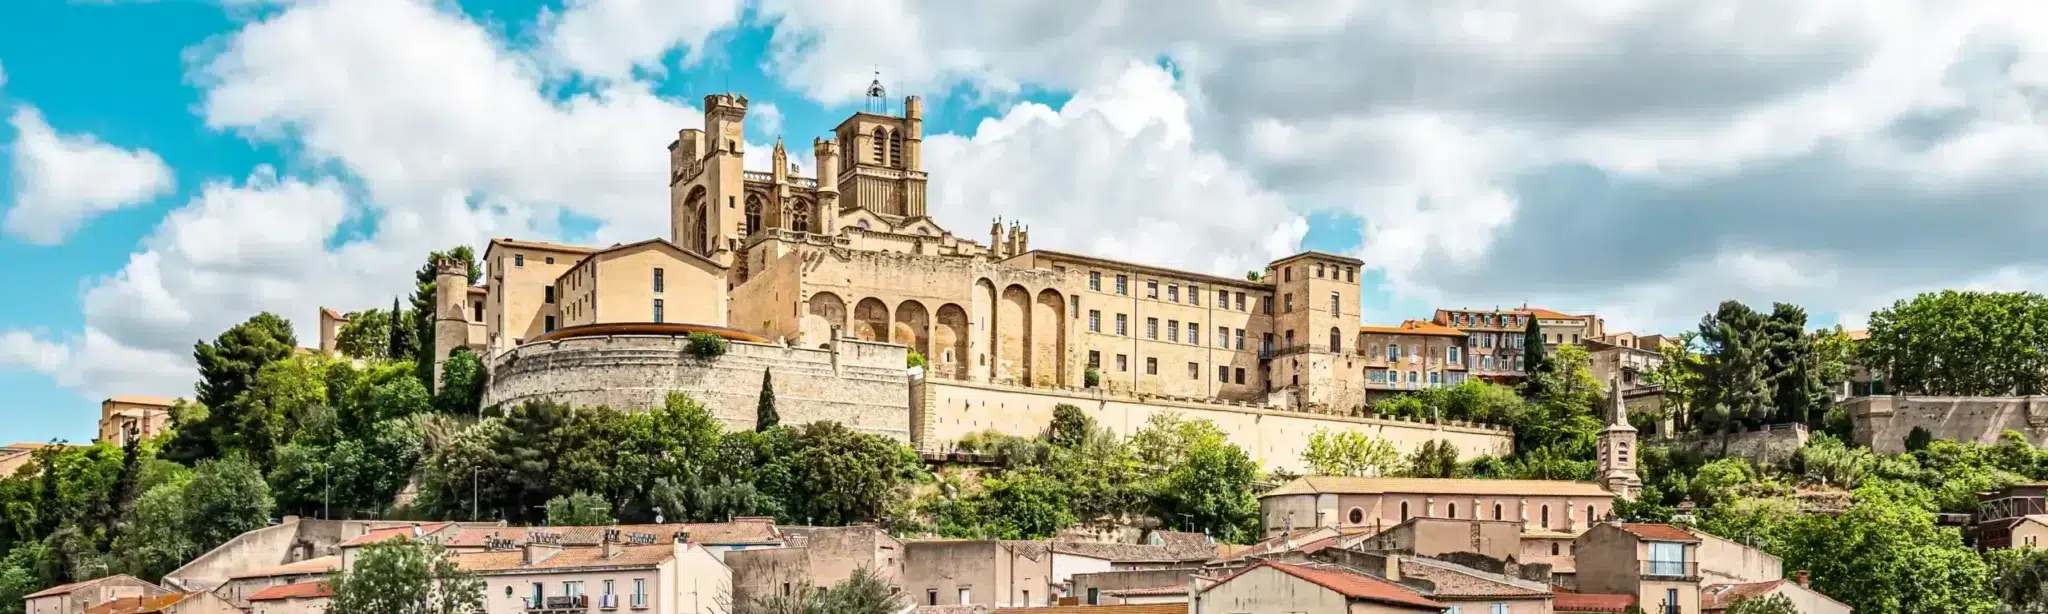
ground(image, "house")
xmin=1571 ymin=524 xmax=1701 ymax=614
xmin=450 ymin=535 xmax=730 ymax=614
xmin=1395 ymin=556 xmax=1554 ymax=614
xmin=80 ymin=592 xmax=239 ymax=614
xmin=1045 ymin=537 xmax=1217 ymax=601
xmin=1069 ymin=568 xmax=1206 ymax=606
xmin=1355 ymin=517 xmax=1527 ymax=563
xmin=162 ymin=517 xmax=450 ymax=592
xmin=24 ymin=576 xmax=173 ymax=614
xmin=1195 ymin=560 xmax=1445 ymax=613
xmin=904 ymin=540 xmax=1055 ymax=608
xmin=1975 ymin=483 xmax=2048 ymax=549
xmin=1259 ymin=476 xmax=1620 ymax=539
xmin=244 ymin=582 xmax=333 ymax=614
xmin=0 ymin=443 xmax=65 ymax=479
xmin=1701 ymin=573 xmax=1851 ymax=614
xmin=210 ymin=556 xmax=338 ymax=609
xmin=1690 ymin=529 xmax=1782 ymax=585
xmin=723 ymin=525 xmax=904 ymax=606
xmin=336 ymin=522 xmax=459 ymax=569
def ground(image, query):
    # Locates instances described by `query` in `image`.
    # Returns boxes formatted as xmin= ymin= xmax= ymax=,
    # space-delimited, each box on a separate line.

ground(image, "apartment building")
xmin=453 ymin=537 xmax=729 ymax=614
xmin=1571 ymin=524 xmax=1701 ymax=614
xmin=1357 ymin=320 xmax=1472 ymax=398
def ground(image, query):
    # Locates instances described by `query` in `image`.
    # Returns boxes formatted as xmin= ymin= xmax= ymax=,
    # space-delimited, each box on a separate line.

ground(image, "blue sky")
xmin=5 ymin=0 xmax=2042 ymax=444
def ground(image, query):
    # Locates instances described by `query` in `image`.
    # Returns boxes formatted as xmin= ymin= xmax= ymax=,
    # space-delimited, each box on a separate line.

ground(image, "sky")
xmin=4 ymin=0 xmax=2047 ymax=444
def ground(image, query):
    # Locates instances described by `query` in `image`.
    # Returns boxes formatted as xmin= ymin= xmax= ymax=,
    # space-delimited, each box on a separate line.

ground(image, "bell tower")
xmin=669 ymin=93 xmax=748 ymax=267
xmin=1597 ymin=375 xmax=1642 ymax=500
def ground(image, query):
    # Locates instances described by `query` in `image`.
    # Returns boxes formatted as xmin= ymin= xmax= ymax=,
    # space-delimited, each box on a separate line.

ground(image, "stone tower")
xmin=813 ymin=137 xmax=841 ymax=233
xmin=669 ymin=93 xmax=749 ymax=266
xmin=431 ymin=256 xmax=469 ymax=392
xmin=1597 ymin=375 xmax=1643 ymax=500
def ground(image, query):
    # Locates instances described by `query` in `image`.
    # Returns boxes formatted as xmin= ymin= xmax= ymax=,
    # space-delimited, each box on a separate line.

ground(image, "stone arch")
xmin=871 ymin=126 xmax=887 ymax=164
xmin=1031 ymin=289 xmax=1066 ymax=387
xmin=681 ymin=186 xmax=709 ymax=254
xmin=744 ymin=193 xmax=765 ymax=236
xmin=935 ymin=303 xmax=969 ymax=379
xmin=805 ymin=292 xmax=847 ymax=343
xmin=996 ymin=285 xmax=1032 ymax=383
xmin=889 ymin=130 xmax=903 ymax=168
xmin=892 ymin=300 xmax=931 ymax=359
xmin=853 ymin=297 xmax=890 ymax=342
xmin=971 ymin=279 xmax=997 ymax=381
xmin=1329 ymin=327 xmax=1342 ymax=353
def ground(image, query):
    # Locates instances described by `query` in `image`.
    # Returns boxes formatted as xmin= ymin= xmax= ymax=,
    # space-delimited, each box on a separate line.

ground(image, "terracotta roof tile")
xmin=451 ymin=544 xmax=675 ymax=573
xmin=23 ymin=575 xmax=149 ymax=599
xmin=1263 ymin=476 xmax=1614 ymax=498
xmin=1359 ymin=320 xmax=1469 ymax=337
xmin=1049 ymin=539 xmax=1215 ymax=563
xmin=247 ymin=582 xmax=335 ymax=602
xmin=1396 ymin=559 xmax=1551 ymax=599
xmin=993 ymin=605 xmax=1186 ymax=614
xmin=487 ymin=238 xmax=597 ymax=254
xmin=1700 ymin=581 xmax=1786 ymax=610
xmin=443 ymin=521 xmax=781 ymax=548
xmin=82 ymin=593 xmax=193 ymax=614
xmin=227 ymin=556 xmax=340 ymax=580
xmin=1554 ymin=591 xmax=1637 ymax=612
xmin=1208 ymin=562 xmax=1442 ymax=610
xmin=340 ymin=523 xmax=454 ymax=547
xmin=1102 ymin=585 xmax=1188 ymax=597
xmin=1618 ymin=523 xmax=1700 ymax=543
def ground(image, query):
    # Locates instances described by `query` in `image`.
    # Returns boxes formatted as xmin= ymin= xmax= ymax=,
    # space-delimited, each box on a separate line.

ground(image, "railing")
xmin=528 ymin=595 xmax=589 ymax=611
xmin=631 ymin=594 xmax=649 ymax=610
xmin=600 ymin=594 xmax=618 ymax=610
xmin=1641 ymin=560 xmax=1698 ymax=579
xmin=743 ymin=170 xmax=774 ymax=182
xmin=791 ymin=177 xmax=817 ymax=188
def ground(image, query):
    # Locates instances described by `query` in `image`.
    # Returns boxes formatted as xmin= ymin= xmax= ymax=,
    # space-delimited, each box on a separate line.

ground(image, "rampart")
xmin=910 ymin=378 xmax=1514 ymax=473
xmin=1671 ymin=423 xmax=1809 ymax=465
xmin=483 ymin=334 xmax=911 ymax=441
xmin=1844 ymin=395 xmax=2048 ymax=454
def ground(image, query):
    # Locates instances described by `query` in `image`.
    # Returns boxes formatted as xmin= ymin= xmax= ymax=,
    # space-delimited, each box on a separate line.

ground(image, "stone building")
xmin=23 ymin=576 xmax=171 ymax=614
xmin=1258 ymin=477 xmax=1622 ymax=540
xmin=97 ymin=396 xmax=175 ymax=445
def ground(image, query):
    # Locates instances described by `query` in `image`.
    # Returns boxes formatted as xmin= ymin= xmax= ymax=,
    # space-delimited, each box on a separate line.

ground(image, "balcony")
xmin=599 ymin=595 xmax=618 ymax=610
xmin=527 ymin=595 xmax=590 ymax=612
xmin=1641 ymin=560 xmax=1699 ymax=580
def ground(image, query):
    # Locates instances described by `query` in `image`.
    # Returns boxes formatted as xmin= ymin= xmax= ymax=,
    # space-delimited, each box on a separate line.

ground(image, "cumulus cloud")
xmin=4 ymin=106 xmax=177 ymax=245
xmin=537 ymin=0 xmax=744 ymax=80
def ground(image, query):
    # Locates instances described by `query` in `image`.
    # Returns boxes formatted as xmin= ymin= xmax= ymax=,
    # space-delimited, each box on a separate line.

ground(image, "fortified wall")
xmin=1844 ymin=395 xmax=2048 ymax=454
xmin=911 ymin=378 xmax=1514 ymax=474
xmin=483 ymin=334 xmax=911 ymax=441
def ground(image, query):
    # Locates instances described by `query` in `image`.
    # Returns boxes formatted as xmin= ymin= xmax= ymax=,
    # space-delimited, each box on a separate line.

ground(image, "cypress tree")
xmin=756 ymin=369 xmax=779 ymax=431
xmin=387 ymin=297 xmax=405 ymax=361
xmin=1521 ymin=315 xmax=1549 ymax=399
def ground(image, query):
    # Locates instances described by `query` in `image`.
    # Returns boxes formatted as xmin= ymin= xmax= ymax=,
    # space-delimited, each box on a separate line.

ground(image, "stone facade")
xmin=1844 ymin=395 xmax=2048 ymax=454
xmin=97 ymin=396 xmax=174 ymax=445
xmin=482 ymin=335 xmax=910 ymax=441
xmin=1673 ymin=424 xmax=1809 ymax=466
xmin=912 ymin=378 xmax=1512 ymax=472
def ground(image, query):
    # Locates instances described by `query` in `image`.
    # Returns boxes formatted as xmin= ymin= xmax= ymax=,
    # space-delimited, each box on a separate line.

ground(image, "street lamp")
xmin=471 ymin=467 xmax=480 ymax=522
xmin=322 ymin=463 xmax=331 ymax=520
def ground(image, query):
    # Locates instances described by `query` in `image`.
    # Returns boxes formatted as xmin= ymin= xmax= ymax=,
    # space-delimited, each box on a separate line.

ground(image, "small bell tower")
xmin=1596 ymin=375 xmax=1642 ymax=500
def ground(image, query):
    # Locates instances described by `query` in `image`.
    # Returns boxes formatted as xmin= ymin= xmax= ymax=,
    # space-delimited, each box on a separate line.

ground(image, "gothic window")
xmin=791 ymin=204 xmax=811 ymax=233
xmin=744 ymin=195 xmax=763 ymax=236
xmin=871 ymin=127 xmax=886 ymax=164
xmin=889 ymin=130 xmax=903 ymax=167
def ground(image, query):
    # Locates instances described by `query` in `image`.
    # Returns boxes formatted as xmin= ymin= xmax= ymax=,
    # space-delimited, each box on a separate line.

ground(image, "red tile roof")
xmin=1102 ymin=585 xmax=1188 ymax=597
xmin=443 ymin=521 xmax=781 ymax=548
xmin=1210 ymin=562 xmax=1443 ymax=610
xmin=1554 ymin=591 xmax=1637 ymax=612
xmin=1618 ymin=523 xmax=1700 ymax=542
xmin=340 ymin=523 xmax=453 ymax=547
xmin=247 ymin=582 xmax=335 ymax=602
xmin=23 ymin=575 xmax=151 ymax=599
xmin=993 ymin=606 xmax=1186 ymax=614
xmin=82 ymin=593 xmax=194 ymax=614
xmin=226 ymin=556 xmax=340 ymax=580
xmin=1360 ymin=320 xmax=1469 ymax=337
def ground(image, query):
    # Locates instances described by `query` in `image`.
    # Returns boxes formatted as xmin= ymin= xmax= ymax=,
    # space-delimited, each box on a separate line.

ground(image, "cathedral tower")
xmin=669 ymin=93 xmax=749 ymax=267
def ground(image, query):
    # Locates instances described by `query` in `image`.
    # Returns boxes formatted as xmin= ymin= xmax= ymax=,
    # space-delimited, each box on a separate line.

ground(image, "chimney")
xmin=523 ymin=541 xmax=561 ymax=566
xmin=1383 ymin=554 xmax=1401 ymax=582
xmin=1796 ymin=570 xmax=1809 ymax=587
xmin=602 ymin=528 xmax=623 ymax=559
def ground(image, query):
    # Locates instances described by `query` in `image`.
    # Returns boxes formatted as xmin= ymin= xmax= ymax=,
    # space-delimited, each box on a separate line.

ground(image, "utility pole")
xmin=472 ymin=467 xmax=480 ymax=522
xmin=322 ymin=463 xmax=331 ymax=520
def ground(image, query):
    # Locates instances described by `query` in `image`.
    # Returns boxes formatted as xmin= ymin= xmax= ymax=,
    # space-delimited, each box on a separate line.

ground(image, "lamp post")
xmin=471 ymin=467 xmax=480 ymax=522
xmin=322 ymin=463 xmax=331 ymax=520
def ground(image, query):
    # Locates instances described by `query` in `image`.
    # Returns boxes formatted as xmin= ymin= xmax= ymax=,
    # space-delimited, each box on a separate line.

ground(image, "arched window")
xmin=1348 ymin=508 xmax=1364 ymax=525
xmin=889 ymin=130 xmax=903 ymax=167
xmin=1588 ymin=505 xmax=1597 ymax=523
xmin=1540 ymin=505 xmax=1551 ymax=528
xmin=871 ymin=127 xmax=887 ymax=164
xmin=1399 ymin=502 xmax=1410 ymax=521
xmin=1329 ymin=327 xmax=1342 ymax=353
xmin=1493 ymin=503 xmax=1503 ymax=520
xmin=744 ymin=195 xmax=763 ymax=236
xmin=1551 ymin=543 xmax=1560 ymax=556
xmin=1448 ymin=503 xmax=1458 ymax=519
xmin=857 ymin=219 xmax=871 ymax=230
xmin=792 ymin=205 xmax=811 ymax=233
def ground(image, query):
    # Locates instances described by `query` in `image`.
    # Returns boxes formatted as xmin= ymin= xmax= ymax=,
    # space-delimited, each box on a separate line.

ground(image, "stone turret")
xmin=903 ymin=95 xmax=924 ymax=171
xmin=431 ymin=257 xmax=468 ymax=392
xmin=814 ymin=137 xmax=840 ymax=234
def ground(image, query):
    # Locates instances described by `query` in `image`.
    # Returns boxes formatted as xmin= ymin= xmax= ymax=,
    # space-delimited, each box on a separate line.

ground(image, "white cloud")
xmin=537 ymin=0 xmax=744 ymax=81
xmin=0 ymin=331 xmax=69 ymax=375
xmin=5 ymin=106 xmax=177 ymax=245
xmin=0 ymin=59 xmax=7 ymax=89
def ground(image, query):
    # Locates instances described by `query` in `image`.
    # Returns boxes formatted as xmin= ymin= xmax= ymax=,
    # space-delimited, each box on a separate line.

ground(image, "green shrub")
xmin=1083 ymin=367 xmax=1100 ymax=388
xmin=687 ymin=332 xmax=729 ymax=358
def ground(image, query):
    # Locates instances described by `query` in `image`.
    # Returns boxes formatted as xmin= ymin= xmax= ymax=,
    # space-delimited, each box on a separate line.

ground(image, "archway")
xmin=1032 ymin=289 xmax=1066 ymax=387
xmin=805 ymin=292 xmax=846 ymax=343
xmin=893 ymin=300 xmax=931 ymax=359
xmin=853 ymin=298 xmax=889 ymax=342
xmin=971 ymin=280 xmax=997 ymax=382
xmin=997 ymin=285 xmax=1032 ymax=383
xmin=681 ymin=186 xmax=708 ymax=253
xmin=935 ymin=304 xmax=969 ymax=379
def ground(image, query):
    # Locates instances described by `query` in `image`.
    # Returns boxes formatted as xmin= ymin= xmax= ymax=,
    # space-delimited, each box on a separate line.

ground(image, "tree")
xmin=1521 ymin=315 xmax=1548 ymax=398
xmin=1245 ymin=271 xmax=1262 ymax=282
xmin=1301 ymin=429 xmax=1399 ymax=477
xmin=433 ymin=348 xmax=485 ymax=416
xmin=1725 ymin=593 xmax=1798 ymax=614
xmin=1906 ymin=427 xmax=1934 ymax=453
xmin=333 ymin=308 xmax=391 ymax=359
xmin=167 ymin=313 xmax=297 ymax=462
xmin=1764 ymin=303 xmax=1831 ymax=425
xmin=328 ymin=540 xmax=485 ymax=614
xmin=1863 ymin=290 xmax=2048 ymax=396
xmin=1404 ymin=440 xmax=1460 ymax=478
xmin=906 ymin=351 xmax=927 ymax=370
xmin=1986 ymin=546 xmax=2048 ymax=614
xmin=1152 ymin=436 xmax=1259 ymax=543
xmin=754 ymin=422 xmax=921 ymax=526
xmin=1691 ymin=301 xmax=1772 ymax=433
xmin=109 ymin=480 xmax=195 ymax=581
xmin=388 ymin=297 xmax=412 ymax=362
xmin=735 ymin=567 xmax=902 ymax=614
xmin=756 ymin=370 xmax=779 ymax=431
xmin=1046 ymin=405 xmax=1092 ymax=449
xmin=1764 ymin=484 xmax=1998 ymax=614
xmin=1810 ymin=326 xmax=1858 ymax=396
xmin=180 ymin=456 xmax=273 ymax=552
xmin=1644 ymin=333 xmax=1703 ymax=432
xmin=544 ymin=492 xmax=614 ymax=526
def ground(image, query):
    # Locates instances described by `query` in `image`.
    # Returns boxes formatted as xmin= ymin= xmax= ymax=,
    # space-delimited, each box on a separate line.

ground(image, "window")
xmin=1147 ymin=280 xmax=1159 ymax=299
xmin=1540 ymin=505 xmax=1551 ymax=528
xmin=1072 ymin=302 xmax=1079 ymax=318
xmin=1145 ymin=357 xmax=1157 ymax=375
xmin=1588 ymin=504 xmax=1597 ymax=522
xmin=1285 ymin=330 xmax=1296 ymax=348
xmin=1400 ymin=502 xmax=1410 ymax=521
xmin=1167 ymin=284 xmax=1179 ymax=302
xmin=1117 ymin=354 xmax=1128 ymax=372
xmin=1283 ymin=293 xmax=1294 ymax=313
xmin=1088 ymin=310 xmax=1101 ymax=332
xmin=1146 ymin=317 xmax=1159 ymax=339
xmin=1552 ymin=543 xmax=1560 ymax=555
xmin=544 ymin=315 xmax=556 ymax=333
xmin=1330 ymin=292 xmax=1340 ymax=314
xmin=1448 ymin=607 xmax=1462 ymax=614
xmin=1329 ymin=328 xmax=1342 ymax=353
xmin=782 ymin=583 xmax=793 ymax=597
xmin=1188 ymin=362 xmax=1199 ymax=379
xmin=1387 ymin=345 xmax=1400 ymax=361
xmin=544 ymin=286 xmax=556 ymax=304
xmin=530 ymin=583 xmax=544 ymax=607
xmin=1483 ymin=356 xmax=1494 ymax=370
xmin=515 ymin=254 xmax=525 ymax=267
xmin=1235 ymin=328 xmax=1246 ymax=350
xmin=1115 ymin=274 xmax=1128 ymax=295
xmin=1408 ymin=371 xmax=1418 ymax=384
xmin=1167 ymin=320 xmax=1180 ymax=342
xmin=1572 ymin=333 xmax=1580 ymax=343
xmin=1089 ymin=271 xmax=1101 ymax=291
xmin=604 ymin=580 xmax=614 ymax=597
xmin=1235 ymin=292 xmax=1246 ymax=311
xmin=1449 ymin=502 xmax=1458 ymax=518
xmin=1116 ymin=313 xmax=1128 ymax=336
xmin=1515 ymin=356 xmax=1525 ymax=371
xmin=1235 ymin=368 xmax=1246 ymax=384
xmin=1088 ymin=351 xmax=1100 ymax=369
xmin=1492 ymin=604 xmax=1508 ymax=614
xmin=959 ymin=589 xmax=970 ymax=604
xmin=1219 ymin=365 xmax=1229 ymax=382
xmin=1647 ymin=542 xmax=1687 ymax=576
xmin=1315 ymin=262 xmax=1325 ymax=277
xmin=1494 ymin=503 xmax=1504 ymax=520
xmin=1217 ymin=326 xmax=1229 ymax=349
xmin=545 ymin=256 xmax=555 ymax=265
xmin=1262 ymin=296 xmax=1273 ymax=314
xmin=653 ymin=299 xmax=664 ymax=323
xmin=1284 ymin=266 xmax=1293 ymax=282
xmin=1189 ymin=285 xmax=1200 ymax=305
xmin=1348 ymin=508 xmax=1365 ymax=524
xmin=1429 ymin=371 xmax=1440 ymax=385
xmin=654 ymin=268 xmax=665 ymax=292
xmin=1188 ymin=323 xmax=1198 ymax=345
xmin=1448 ymin=346 xmax=1461 ymax=364
xmin=473 ymin=301 xmax=483 ymax=321
xmin=926 ymin=590 xmax=938 ymax=606
xmin=1218 ymin=289 xmax=1229 ymax=306
xmin=1347 ymin=268 xmax=1356 ymax=283
xmin=1086 ymin=588 xmax=1099 ymax=606
xmin=564 ymin=581 xmax=584 ymax=598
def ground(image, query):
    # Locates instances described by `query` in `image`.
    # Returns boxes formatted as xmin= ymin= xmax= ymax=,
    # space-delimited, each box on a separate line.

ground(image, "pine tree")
xmin=756 ymin=369 xmax=779 ymax=431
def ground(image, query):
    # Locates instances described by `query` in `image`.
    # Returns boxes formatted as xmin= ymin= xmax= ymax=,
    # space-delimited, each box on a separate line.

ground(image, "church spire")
xmin=1598 ymin=373 xmax=1642 ymax=501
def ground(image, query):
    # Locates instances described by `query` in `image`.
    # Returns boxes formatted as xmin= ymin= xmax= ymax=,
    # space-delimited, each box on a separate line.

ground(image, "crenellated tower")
xmin=669 ymin=93 xmax=750 ymax=268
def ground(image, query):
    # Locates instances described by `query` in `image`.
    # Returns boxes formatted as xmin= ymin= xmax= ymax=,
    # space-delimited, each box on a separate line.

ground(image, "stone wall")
xmin=1673 ymin=424 xmax=1809 ymax=465
xmin=484 ymin=335 xmax=911 ymax=441
xmin=911 ymin=378 xmax=1514 ymax=473
xmin=1845 ymin=395 xmax=2048 ymax=454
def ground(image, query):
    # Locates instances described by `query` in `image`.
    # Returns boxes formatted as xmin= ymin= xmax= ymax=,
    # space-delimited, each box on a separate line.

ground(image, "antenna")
xmin=866 ymin=69 xmax=887 ymax=114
